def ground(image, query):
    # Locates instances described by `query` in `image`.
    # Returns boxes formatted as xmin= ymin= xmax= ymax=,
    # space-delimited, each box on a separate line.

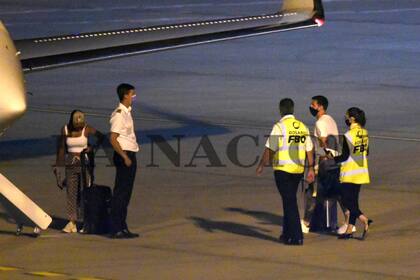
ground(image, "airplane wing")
xmin=14 ymin=0 xmax=324 ymax=72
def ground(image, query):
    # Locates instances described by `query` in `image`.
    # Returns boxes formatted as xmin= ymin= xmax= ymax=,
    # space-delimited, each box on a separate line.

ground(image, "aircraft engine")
xmin=0 ymin=22 xmax=27 ymax=135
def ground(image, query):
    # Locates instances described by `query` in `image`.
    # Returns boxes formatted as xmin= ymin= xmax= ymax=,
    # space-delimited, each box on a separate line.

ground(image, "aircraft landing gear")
xmin=33 ymin=227 xmax=41 ymax=236
xmin=16 ymin=224 xmax=23 ymax=236
xmin=15 ymin=225 xmax=41 ymax=237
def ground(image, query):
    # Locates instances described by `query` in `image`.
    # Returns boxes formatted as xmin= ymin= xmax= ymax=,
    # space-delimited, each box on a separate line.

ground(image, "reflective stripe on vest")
xmin=340 ymin=125 xmax=370 ymax=184
xmin=273 ymin=118 xmax=309 ymax=174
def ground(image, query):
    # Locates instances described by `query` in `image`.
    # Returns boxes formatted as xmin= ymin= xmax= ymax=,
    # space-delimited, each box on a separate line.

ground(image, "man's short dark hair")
xmin=117 ymin=83 xmax=135 ymax=102
xmin=279 ymin=98 xmax=294 ymax=115
xmin=312 ymin=95 xmax=329 ymax=110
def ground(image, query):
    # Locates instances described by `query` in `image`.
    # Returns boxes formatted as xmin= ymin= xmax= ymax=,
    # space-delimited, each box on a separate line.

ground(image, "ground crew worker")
xmin=109 ymin=83 xmax=140 ymax=239
xmin=329 ymin=107 xmax=372 ymax=240
xmin=256 ymin=98 xmax=315 ymax=245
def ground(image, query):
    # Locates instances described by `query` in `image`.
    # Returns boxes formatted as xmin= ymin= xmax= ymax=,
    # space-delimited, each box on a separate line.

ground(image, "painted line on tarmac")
xmin=0 ymin=264 xmax=112 ymax=279
xmin=25 ymin=271 xmax=69 ymax=277
xmin=369 ymin=135 xmax=420 ymax=142
xmin=70 ymin=277 xmax=108 ymax=280
xmin=129 ymin=243 xmax=420 ymax=280
xmin=28 ymin=107 xmax=182 ymax=125
xmin=0 ymin=265 xmax=21 ymax=271
xmin=28 ymin=106 xmax=420 ymax=143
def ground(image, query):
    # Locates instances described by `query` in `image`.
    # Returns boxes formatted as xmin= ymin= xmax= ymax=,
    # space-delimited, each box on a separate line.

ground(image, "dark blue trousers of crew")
xmin=274 ymin=170 xmax=303 ymax=241
xmin=111 ymin=151 xmax=137 ymax=233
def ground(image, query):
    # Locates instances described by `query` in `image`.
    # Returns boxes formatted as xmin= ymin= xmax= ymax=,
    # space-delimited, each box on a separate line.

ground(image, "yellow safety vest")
xmin=340 ymin=124 xmax=370 ymax=184
xmin=273 ymin=117 xmax=310 ymax=174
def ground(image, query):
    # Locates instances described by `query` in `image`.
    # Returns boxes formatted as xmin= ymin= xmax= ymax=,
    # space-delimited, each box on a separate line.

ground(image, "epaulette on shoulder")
xmin=116 ymin=109 xmax=122 ymax=113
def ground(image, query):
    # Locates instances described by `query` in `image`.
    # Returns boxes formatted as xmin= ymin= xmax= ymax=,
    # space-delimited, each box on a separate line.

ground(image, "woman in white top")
xmin=55 ymin=110 xmax=104 ymax=233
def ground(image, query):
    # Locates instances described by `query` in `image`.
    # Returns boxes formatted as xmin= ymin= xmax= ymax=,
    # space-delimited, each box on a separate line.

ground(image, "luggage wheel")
xmin=33 ymin=227 xmax=41 ymax=236
xmin=16 ymin=224 xmax=23 ymax=236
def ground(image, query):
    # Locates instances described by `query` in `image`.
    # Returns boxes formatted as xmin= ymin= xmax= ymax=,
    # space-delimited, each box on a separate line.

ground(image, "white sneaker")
xmin=62 ymin=221 xmax=77 ymax=233
xmin=337 ymin=223 xmax=356 ymax=234
xmin=301 ymin=220 xmax=310 ymax=234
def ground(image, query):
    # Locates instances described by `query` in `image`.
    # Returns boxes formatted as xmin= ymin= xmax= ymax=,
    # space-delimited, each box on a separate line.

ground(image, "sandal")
xmin=361 ymin=219 xmax=373 ymax=240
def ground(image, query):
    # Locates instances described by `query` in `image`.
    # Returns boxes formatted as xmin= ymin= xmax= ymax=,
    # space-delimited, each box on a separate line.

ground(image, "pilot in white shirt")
xmin=109 ymin=83 xmax=140 ymax=239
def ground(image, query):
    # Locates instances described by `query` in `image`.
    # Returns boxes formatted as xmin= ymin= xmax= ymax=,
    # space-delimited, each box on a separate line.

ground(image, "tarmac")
xmin=0 ymin=0 xmax=420 ymax=279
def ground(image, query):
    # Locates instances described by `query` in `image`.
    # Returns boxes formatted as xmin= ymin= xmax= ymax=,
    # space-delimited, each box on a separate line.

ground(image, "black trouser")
xmin=111 ymin=151 xmax=137 ymax=233
xmin=274 ymin=170 xmax=303 ymax=241
xmin=340 ymin=183 xmax=362 ymax=225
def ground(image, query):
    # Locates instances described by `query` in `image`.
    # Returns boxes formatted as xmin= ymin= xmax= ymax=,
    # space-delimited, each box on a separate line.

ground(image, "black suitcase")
xmin=83 ymin=185 xmax=112 ymax=234
xmin=310 ymin=164 xmax=339 ymax=232
xmin=310 ymin=198 xmax=338 ymax=232
xmin=80 ymin=150 xmax=112 ymax=234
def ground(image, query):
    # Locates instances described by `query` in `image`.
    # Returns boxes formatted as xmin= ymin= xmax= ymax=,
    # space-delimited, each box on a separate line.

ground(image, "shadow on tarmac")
xmin=189 ymin=216 xmax=279 ymax=242
xmin=0 ymin=105 xmax=230 ymax=161
xmin=224 ymin=207 xmax=283 ymax=226
xmin=49 ymin=216 xmax=70 ymax=231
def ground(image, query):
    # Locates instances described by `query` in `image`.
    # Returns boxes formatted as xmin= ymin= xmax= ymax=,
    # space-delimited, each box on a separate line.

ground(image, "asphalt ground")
xmin=0 ymin=0 xmax=420 ymax=279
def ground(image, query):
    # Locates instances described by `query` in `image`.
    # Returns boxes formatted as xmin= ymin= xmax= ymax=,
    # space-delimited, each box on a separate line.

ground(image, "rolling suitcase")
xmin=310 ymin=161 xmax=339 ymax=232
xmin=0 ymin=173 xmax=52 ymax=235
xmin=80 ymin=151 xmax=112 ymax=234
xmin=310 ymin=198 xmax=338 ymax=232
xmin=83 ymin=184 xmax=111 ymax=234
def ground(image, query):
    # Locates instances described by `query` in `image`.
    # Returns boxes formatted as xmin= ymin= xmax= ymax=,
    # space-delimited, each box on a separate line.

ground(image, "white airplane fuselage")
xmin=0 ymin=21 xmax=27 ymax=135
xmin=0 ymin=0 xmax=323 ymax=136
xmin=0 ymin=0 xmax=324 ymax=234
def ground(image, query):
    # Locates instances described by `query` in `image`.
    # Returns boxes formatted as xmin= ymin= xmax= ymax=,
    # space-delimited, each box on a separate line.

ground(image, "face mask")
xmin=345 ymin=119 xmax=351 ymax=127
xmin=309 ymin=107 xmax=318 ymax=117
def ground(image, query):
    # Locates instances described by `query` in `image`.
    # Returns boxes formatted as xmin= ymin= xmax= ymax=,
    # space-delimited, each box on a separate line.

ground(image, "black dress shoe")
xmin=110 ymin=231 xmax=129 ymax=239
xmin=337 ymin=233 xmax=353 ymax=239
xmin=123 ymin=229 xmax=139 ymax=238
xmin=361 ymin=219 xmax=373 ymax=240
xmin=284 ymin=238 xmax=303 ymax=245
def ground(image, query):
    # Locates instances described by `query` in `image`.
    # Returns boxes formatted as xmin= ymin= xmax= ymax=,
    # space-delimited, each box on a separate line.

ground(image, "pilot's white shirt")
xmin=110 ymin=103 xmax=139 ymax=152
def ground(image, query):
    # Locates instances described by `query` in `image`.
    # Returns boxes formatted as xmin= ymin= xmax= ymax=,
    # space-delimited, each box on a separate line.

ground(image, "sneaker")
xmin=301 ymin=220 xmax=310 ymax=234
xmin=62 ymin=221 xmax=77 ymax=233
xmin=337 ymin=223 xmax=356 ymax=235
